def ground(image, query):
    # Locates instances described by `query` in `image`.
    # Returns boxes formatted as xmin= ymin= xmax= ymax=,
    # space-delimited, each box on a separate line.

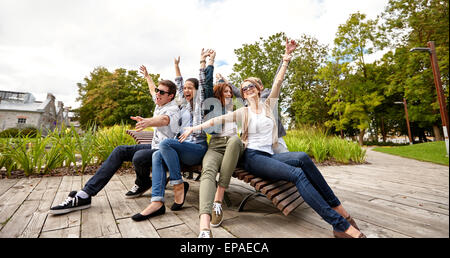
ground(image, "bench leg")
xmin=238 ymin=191 xmax=265 ymax=212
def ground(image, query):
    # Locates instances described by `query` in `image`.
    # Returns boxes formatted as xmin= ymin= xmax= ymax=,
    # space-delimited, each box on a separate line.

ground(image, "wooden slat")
xmin=255 ymin=180 xmax=272 ymax=191
xmin=243 ymin=174 xmax=255 ymax=183
xmin=272 ymin=185 xmax=298 ymax=205
xmin=260 ymin=181 xmax=289 ymax=195
xmin=282 ymin=196 xmax=305 ymax=216
xmin=266 ymin=182 xmax=295 ymax=199
xmin=249 ymin=177 xmax=263 ymax=187
xmin=277 ymin=192 xmax=302 ymax=212
xmin=237 ymin=172 xmax=250 ymax=180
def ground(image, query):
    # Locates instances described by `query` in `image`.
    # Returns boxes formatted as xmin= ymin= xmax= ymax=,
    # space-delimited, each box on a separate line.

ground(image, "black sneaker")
xmin=125 ymin=184 xmax=151 ymax=199
xmin=49 ymin=191 xmax=91 ymax=215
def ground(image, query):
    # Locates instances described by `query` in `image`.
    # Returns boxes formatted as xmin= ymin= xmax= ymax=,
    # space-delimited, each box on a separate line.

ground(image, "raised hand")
xmin=139 ymin=65 xmax=150 ymax=78
xmin=285 ymin=38 xmax=298 ymax=55
xmin=174 ymin=56 xmax=180 ymax=66
xmin=208 ymin=49 xmax=216 ymax=60
xmin=200 ymin=48 xmax=210 ymax=61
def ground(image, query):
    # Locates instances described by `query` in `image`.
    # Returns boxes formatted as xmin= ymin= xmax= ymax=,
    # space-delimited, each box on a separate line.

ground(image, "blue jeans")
xmin=150 ymin=139 xmax=208 ymax=202
xmin=242 ymin=149 xmax=350 ymax=232
xmin=83 ymin=144 xmax=156 ymax=196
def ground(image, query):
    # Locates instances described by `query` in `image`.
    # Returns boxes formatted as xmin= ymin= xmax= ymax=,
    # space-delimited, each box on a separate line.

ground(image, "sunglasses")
xmin=155 ymin=88 xmax=170 ymax=95
xmin=242 ymin=83 xmax=256 ymax=92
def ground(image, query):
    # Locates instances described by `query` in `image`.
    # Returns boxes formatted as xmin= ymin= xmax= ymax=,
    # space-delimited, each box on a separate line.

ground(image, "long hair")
xmin=213 ymin=82 xmax=233 ymax=107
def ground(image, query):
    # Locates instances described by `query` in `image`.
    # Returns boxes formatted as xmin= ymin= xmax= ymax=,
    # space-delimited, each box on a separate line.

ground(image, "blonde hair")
xmin=240 ymin=77 xmax=263 ymax=98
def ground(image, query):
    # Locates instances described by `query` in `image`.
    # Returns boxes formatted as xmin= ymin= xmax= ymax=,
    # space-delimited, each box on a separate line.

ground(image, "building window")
xmin=18 ymin=118 xmax=26 ymax=124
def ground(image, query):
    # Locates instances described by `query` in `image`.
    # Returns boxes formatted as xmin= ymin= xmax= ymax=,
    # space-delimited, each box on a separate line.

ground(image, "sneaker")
xmin=210 ymin=202 xmax=223 ymax=227
xmin=198 ymin=229 xmax=213 ymax=238
xmin=125 ymin=184 xmax=151 ymax=199
xmin=49 ymin=191 xmax=91 ymax=215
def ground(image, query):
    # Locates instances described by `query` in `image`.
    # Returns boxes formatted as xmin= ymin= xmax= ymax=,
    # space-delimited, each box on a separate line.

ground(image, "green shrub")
xmin=0 ymin=128 xmax=20 ymax=138
xmin=285 ymin=125 xmax=366 ymax=164
xmin=95 ymin=124 xmax=135 ymax=163
xmin=0 ymin=127 xmax=38 ymax=138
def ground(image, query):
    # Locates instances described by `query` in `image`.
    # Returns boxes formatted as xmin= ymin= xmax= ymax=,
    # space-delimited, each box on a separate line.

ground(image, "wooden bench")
xmin=126 ymin=130 xmax=304 ymax=216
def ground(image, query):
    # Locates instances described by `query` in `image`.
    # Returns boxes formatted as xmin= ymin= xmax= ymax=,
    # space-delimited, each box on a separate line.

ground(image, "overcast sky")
xmin=0 ymin=0 xmax=389 ymax=109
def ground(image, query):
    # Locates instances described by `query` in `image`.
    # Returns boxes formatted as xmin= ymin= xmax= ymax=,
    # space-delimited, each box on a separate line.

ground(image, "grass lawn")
xmin=372 ymin=141 xmax=449 ymax=166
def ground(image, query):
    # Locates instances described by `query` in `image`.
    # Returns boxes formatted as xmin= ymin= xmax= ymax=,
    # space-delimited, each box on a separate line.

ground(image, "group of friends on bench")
xmin=49 ymin=39 xmax=366 ymax=238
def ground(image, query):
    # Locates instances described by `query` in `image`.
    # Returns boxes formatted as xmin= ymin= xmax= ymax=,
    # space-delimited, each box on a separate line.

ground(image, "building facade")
xmin=0 ymin=91 xmax=71 ymax=134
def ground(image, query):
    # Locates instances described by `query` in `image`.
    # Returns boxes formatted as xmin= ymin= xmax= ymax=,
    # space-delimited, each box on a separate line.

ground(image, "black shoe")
xmin=131 ymin=204 xmax=166 ymax=221
xmin=49 ymin=191 xmax=91 ymax=215
xmin=125 ymin=184 xmax=151 ymax=199
xmin=170 ymin=182 xmax=189 ymax=211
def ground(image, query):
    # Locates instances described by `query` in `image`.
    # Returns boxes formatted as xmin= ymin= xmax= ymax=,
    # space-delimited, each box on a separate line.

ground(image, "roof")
xmin=0 ymin=99 xmax=50 ymax=113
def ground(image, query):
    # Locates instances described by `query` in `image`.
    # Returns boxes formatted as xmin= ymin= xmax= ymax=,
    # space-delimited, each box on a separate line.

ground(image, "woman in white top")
xmin=180 ymin=39 xmax=366 ymax=238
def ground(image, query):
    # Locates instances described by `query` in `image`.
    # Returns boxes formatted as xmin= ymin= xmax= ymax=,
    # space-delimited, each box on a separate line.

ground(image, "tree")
xmin=325 ymin=12 xmax=385 ymax=145
xmin=230 ymin=32 xmax=330 ymax=127
xmin=380 ymin=0 xmax=449 ymax=141
xmin=286 ymin=35 xmax=330 ymax=127
xmin=75 ymin=67 xmax=158 ymax=128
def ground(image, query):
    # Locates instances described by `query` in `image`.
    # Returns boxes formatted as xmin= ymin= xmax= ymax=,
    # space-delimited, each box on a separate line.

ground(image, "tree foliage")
xmin=75 ymin=67 xmax=158 ymax=128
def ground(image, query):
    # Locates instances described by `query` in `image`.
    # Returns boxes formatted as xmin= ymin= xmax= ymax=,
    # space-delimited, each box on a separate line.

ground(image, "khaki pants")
xmin=199 ymin=135 xmax=244 ymax=216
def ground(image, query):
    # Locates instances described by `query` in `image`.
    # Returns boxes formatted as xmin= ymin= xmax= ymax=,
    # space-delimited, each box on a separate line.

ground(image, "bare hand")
xmin=135 ymin=118 xmax=153 ymax=132
xmin=174 ymin=56 xmax=180 ymax=66
xmin=285 ymin=38 xmax=297 ymax=55
xmin=130 ymin=116 xmax=144 ymax=122
xmin=208 ymin=49 xmax=216 ymax=60
xmin=178 ymin=127 xmax=194 ymax=143
xmin=200 ymin=48 xmax=210 ymax=61
xmin=139 ymin=65 xmax=149 ymax=78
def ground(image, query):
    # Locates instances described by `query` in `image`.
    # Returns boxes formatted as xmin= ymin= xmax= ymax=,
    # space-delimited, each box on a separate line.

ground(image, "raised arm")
xmin=192 ymin=50 xmax=208 ymax=128
xmin=139 ymin=65 xmax=156 ymax=99
xmin=204 ymin=49 xmax=215 ymax=100
xmin=174 ymin=56 xmax=181 ymax=77
xmin=267 ymin=39 xmax=297 ymax=99
xmin=173 ymin=56 xmax=184 ymax=97
xmin=200 ymin=48 xmax=210 ymax=69
xmin=131 ymin=115 xmax=170 ymax=132
xmin=178 ymin=108 xmax=241 ymax=142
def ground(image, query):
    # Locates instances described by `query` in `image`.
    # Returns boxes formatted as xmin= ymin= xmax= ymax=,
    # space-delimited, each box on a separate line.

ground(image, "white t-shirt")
xmin=247 ymin=107 xmax=274 ymax=155
xmin=217 ymin=110 xmax=238 ymax=137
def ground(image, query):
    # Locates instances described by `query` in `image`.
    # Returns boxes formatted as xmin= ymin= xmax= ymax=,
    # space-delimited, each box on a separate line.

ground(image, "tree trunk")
xmin=433 ymin=124 xmax=443 ymax=141
xmin=381 ymin=117 xmax=387 ymax=143
xmin=358 ymin=129 xmax=365 ymax=146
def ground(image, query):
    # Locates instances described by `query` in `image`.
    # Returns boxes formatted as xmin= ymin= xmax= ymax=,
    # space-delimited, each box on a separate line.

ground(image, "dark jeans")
xmin=242 ymin=149 xmax=350 ymax=232
xmin=82 ymin=144 xmax=157 ymax=196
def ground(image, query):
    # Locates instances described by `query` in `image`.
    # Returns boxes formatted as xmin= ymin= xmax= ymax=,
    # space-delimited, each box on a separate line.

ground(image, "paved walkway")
xmin=0 ymin=148 xmax=448 ymax=238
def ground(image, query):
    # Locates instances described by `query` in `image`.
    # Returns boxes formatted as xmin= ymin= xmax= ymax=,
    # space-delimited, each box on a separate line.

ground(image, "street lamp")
xmin=410 ymin=41 xmax=449 ymax=155
xmin=394 ymin=98 xmax=413 ymax=145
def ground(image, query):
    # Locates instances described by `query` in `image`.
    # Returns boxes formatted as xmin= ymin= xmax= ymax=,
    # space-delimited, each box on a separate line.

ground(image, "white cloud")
xmin=0 ymin=0 xmax=388 ymax=109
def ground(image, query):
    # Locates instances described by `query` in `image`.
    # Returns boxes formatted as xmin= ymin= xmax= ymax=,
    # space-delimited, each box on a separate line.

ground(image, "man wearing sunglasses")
xmin=49 ymin=67 xmax=180 ymax=215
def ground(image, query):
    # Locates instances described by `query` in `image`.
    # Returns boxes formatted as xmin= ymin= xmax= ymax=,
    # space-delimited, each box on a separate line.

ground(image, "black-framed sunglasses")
xmin=155 ymin=88 xmax=170 ymax=95
xmin=242 ymin=83 xmax=256 ymax=92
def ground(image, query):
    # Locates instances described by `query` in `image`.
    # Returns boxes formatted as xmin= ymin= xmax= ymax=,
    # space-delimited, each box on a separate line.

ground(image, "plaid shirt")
xmin=174 ymin=66 xmax=212 ymax=143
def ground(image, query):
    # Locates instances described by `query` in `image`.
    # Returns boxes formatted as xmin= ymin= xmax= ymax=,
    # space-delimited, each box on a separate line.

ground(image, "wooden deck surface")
xmin=0 ymin=148 xmax=448 ymax=238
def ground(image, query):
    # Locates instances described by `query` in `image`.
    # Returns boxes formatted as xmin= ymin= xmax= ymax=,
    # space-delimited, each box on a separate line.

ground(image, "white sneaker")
xmin=198 ymin=229 xmax=213 ymax=238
